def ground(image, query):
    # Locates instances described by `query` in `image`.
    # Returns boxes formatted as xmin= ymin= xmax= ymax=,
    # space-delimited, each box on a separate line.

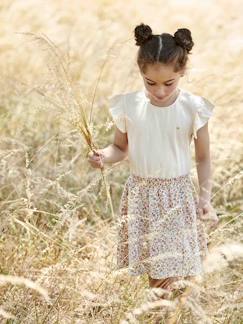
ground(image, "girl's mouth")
xmin=154 ymin=95 xmax=166 ymax=101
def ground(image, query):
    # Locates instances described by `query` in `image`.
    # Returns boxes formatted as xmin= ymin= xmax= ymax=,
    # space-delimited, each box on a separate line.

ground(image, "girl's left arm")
xmin=193 ymin=97 xmax=219 ymax=228
xmin=194 ymin=122 xmax=219 ymax=225
xmin=194 ymin=122 xmax=212 ymax=204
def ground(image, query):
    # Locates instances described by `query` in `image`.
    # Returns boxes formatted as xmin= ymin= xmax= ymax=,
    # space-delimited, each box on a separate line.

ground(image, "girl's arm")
xmin=194 ymin=122 xmax=212 ymax=204
xmin=102 ymin=126 xmax=128 ymax=163
xmin=88 ymin=126 xmax=128 ymax=168
xmin=194 ymin=121 xmax=219 ymax=228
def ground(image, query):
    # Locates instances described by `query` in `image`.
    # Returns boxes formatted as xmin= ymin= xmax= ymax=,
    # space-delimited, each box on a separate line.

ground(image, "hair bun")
xmin=174 ymin=28 xmax=194 ymax=52
xmin=134 ymin=23 xmax=153 ymax=46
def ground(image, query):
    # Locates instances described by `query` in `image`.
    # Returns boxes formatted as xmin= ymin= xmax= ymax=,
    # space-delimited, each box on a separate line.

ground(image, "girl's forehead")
xmin=142 ymin=64 xmax=179 ymax=82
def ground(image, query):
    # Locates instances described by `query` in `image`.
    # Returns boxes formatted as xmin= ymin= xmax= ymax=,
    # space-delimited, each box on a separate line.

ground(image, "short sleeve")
xmin=192 ymin=96 xmax=215 ymax=140
xmin=108 ymin=94 xmax=127 ymax=133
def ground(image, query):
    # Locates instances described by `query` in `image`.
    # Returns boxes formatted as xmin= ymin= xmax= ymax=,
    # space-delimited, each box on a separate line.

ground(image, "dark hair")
xmin=134 ymin=23 xmax=194 ymax=73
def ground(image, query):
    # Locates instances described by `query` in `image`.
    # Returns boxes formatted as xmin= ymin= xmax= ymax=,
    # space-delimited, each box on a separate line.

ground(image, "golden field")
xmin=0 ymin=0 xmax=242 ymax=322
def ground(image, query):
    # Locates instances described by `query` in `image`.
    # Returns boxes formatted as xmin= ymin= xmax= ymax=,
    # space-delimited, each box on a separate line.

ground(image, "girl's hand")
xmin=87 ymin=149 xmax=105 ymax=170
xmin=197 ymin=199 xmax=219 ymax=231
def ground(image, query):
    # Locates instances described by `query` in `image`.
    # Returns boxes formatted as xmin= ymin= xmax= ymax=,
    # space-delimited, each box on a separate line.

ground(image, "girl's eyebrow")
xmin=145 ymin=77 xmax=175 ymax=83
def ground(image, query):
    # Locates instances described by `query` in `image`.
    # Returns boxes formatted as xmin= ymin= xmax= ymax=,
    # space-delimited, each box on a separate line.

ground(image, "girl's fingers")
xmin=209 ymin=220 xmax=219 ymax=231
xmin=88 ymin=154 xmax=104 ymax=162
xmin=89 ymin=159 xmax=104 ymax=169
xmin=87 ymin=150 xmax=105 ymax=169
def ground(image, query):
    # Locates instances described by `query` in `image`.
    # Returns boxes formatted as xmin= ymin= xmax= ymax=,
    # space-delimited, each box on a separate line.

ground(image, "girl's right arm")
xmin=88 ymin=126 xmax=128 ymax=169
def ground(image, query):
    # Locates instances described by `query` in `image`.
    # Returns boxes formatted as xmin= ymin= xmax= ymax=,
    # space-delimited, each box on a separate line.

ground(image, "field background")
xmin=0 ymin=0 xmax=242 ymax=322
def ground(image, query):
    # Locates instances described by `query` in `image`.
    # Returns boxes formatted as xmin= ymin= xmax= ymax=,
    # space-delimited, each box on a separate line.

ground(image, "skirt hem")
xmin=128 ymin=269 xmax=205 ymax=280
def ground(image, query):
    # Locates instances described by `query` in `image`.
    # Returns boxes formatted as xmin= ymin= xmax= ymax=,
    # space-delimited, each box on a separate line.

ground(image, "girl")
xmin=88 ymin=23 xmax=219 ymax=298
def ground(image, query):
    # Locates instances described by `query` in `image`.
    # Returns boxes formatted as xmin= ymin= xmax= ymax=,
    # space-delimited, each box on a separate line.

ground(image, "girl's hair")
xmin=134 ymin=23 xmax=194 ymax=73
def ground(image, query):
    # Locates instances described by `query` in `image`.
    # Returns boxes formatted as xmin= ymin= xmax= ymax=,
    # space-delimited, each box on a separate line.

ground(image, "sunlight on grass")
xmin=0 ymin=0 xmax=242 ymax=322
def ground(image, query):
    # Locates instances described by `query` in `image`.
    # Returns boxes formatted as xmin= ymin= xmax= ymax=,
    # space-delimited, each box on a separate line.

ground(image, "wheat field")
xmin=0 ymin=0 xmax=242 ymax=323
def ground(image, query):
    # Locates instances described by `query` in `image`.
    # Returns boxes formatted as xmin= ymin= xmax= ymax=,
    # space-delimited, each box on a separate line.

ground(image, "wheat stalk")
xmin=17 ymin=31 xmax=115 ymax=218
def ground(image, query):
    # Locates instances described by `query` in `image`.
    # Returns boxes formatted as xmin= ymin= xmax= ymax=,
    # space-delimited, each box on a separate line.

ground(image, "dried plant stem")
xmin=19 ymin=31 xmax=116 ymax=218
xmin=163 ymin=289 xmax=191 ymax=323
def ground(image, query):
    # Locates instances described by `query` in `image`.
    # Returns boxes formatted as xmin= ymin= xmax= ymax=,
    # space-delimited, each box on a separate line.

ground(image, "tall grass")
xmin=0 ymin=0 xmax=242 ymax=322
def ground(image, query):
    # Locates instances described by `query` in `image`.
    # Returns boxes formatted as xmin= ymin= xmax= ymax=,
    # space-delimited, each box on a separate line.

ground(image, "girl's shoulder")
xmin=181 ymin=89 xmax=216 ymax=140
xmin=180 ymin=88 xmax=215 ymax=114
xmin=108 ymin=90 xmax=142 ymax=133
xmin=108 ymin=90 xmax=146 ymax=117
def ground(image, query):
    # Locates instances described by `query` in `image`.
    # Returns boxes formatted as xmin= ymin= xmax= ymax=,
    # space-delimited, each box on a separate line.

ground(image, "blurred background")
xmin=0 ymin=0 xmax=242 ymax=322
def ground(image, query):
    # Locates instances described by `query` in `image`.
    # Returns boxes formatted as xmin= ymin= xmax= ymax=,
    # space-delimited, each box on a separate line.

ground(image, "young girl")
xmin=88 ymin=23 xmax=219 ymax=297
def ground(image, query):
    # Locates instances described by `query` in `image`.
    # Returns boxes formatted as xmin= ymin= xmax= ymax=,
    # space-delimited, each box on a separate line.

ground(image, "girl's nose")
xmin=155 ymin=90 xmax=166 ymax=98
xmin=155 ymin=87 xmax=166 ymax=95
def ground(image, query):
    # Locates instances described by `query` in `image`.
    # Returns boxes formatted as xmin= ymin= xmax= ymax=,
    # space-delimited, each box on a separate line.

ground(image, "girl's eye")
xmin=147 ymin=82 xmax=173 ymax=87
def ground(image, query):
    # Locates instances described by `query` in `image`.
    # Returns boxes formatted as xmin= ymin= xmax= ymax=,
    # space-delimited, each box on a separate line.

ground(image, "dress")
xmin=108 ymin=87 xmax=215 ymax=279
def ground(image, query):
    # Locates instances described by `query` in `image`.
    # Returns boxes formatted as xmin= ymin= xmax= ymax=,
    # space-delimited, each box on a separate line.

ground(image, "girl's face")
xmin=141 ymin=63 xmax=184 ymax=105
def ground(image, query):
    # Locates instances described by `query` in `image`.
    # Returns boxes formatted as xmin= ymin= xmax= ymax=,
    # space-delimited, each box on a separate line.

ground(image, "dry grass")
xmin=0 ymin=0 xmax=242 ymax=323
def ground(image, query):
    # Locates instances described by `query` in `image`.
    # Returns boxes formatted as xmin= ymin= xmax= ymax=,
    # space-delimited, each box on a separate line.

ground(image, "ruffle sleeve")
xmin=108 ymin=94 xmax=127 ymax=133
xmin=192 ymin=96 xmax=215 ymax=140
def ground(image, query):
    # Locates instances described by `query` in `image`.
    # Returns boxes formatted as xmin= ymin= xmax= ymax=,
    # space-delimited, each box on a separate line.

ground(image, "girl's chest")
xmin=126 ymin=106 xmax=193 ymax=142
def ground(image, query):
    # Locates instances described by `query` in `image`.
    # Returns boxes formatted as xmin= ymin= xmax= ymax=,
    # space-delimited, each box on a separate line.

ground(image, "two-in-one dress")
xmin=108 ymin=87 xmax=215 ymax=279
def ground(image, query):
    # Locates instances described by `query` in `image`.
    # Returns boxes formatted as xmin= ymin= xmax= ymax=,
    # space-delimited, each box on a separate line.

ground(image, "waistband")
xmin=128 ymin=172 xmax=191 ymax=185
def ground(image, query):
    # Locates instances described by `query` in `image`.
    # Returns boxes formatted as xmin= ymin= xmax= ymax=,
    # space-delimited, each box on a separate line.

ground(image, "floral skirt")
xmin=116 ymin=173 xmax=209 ymax=279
